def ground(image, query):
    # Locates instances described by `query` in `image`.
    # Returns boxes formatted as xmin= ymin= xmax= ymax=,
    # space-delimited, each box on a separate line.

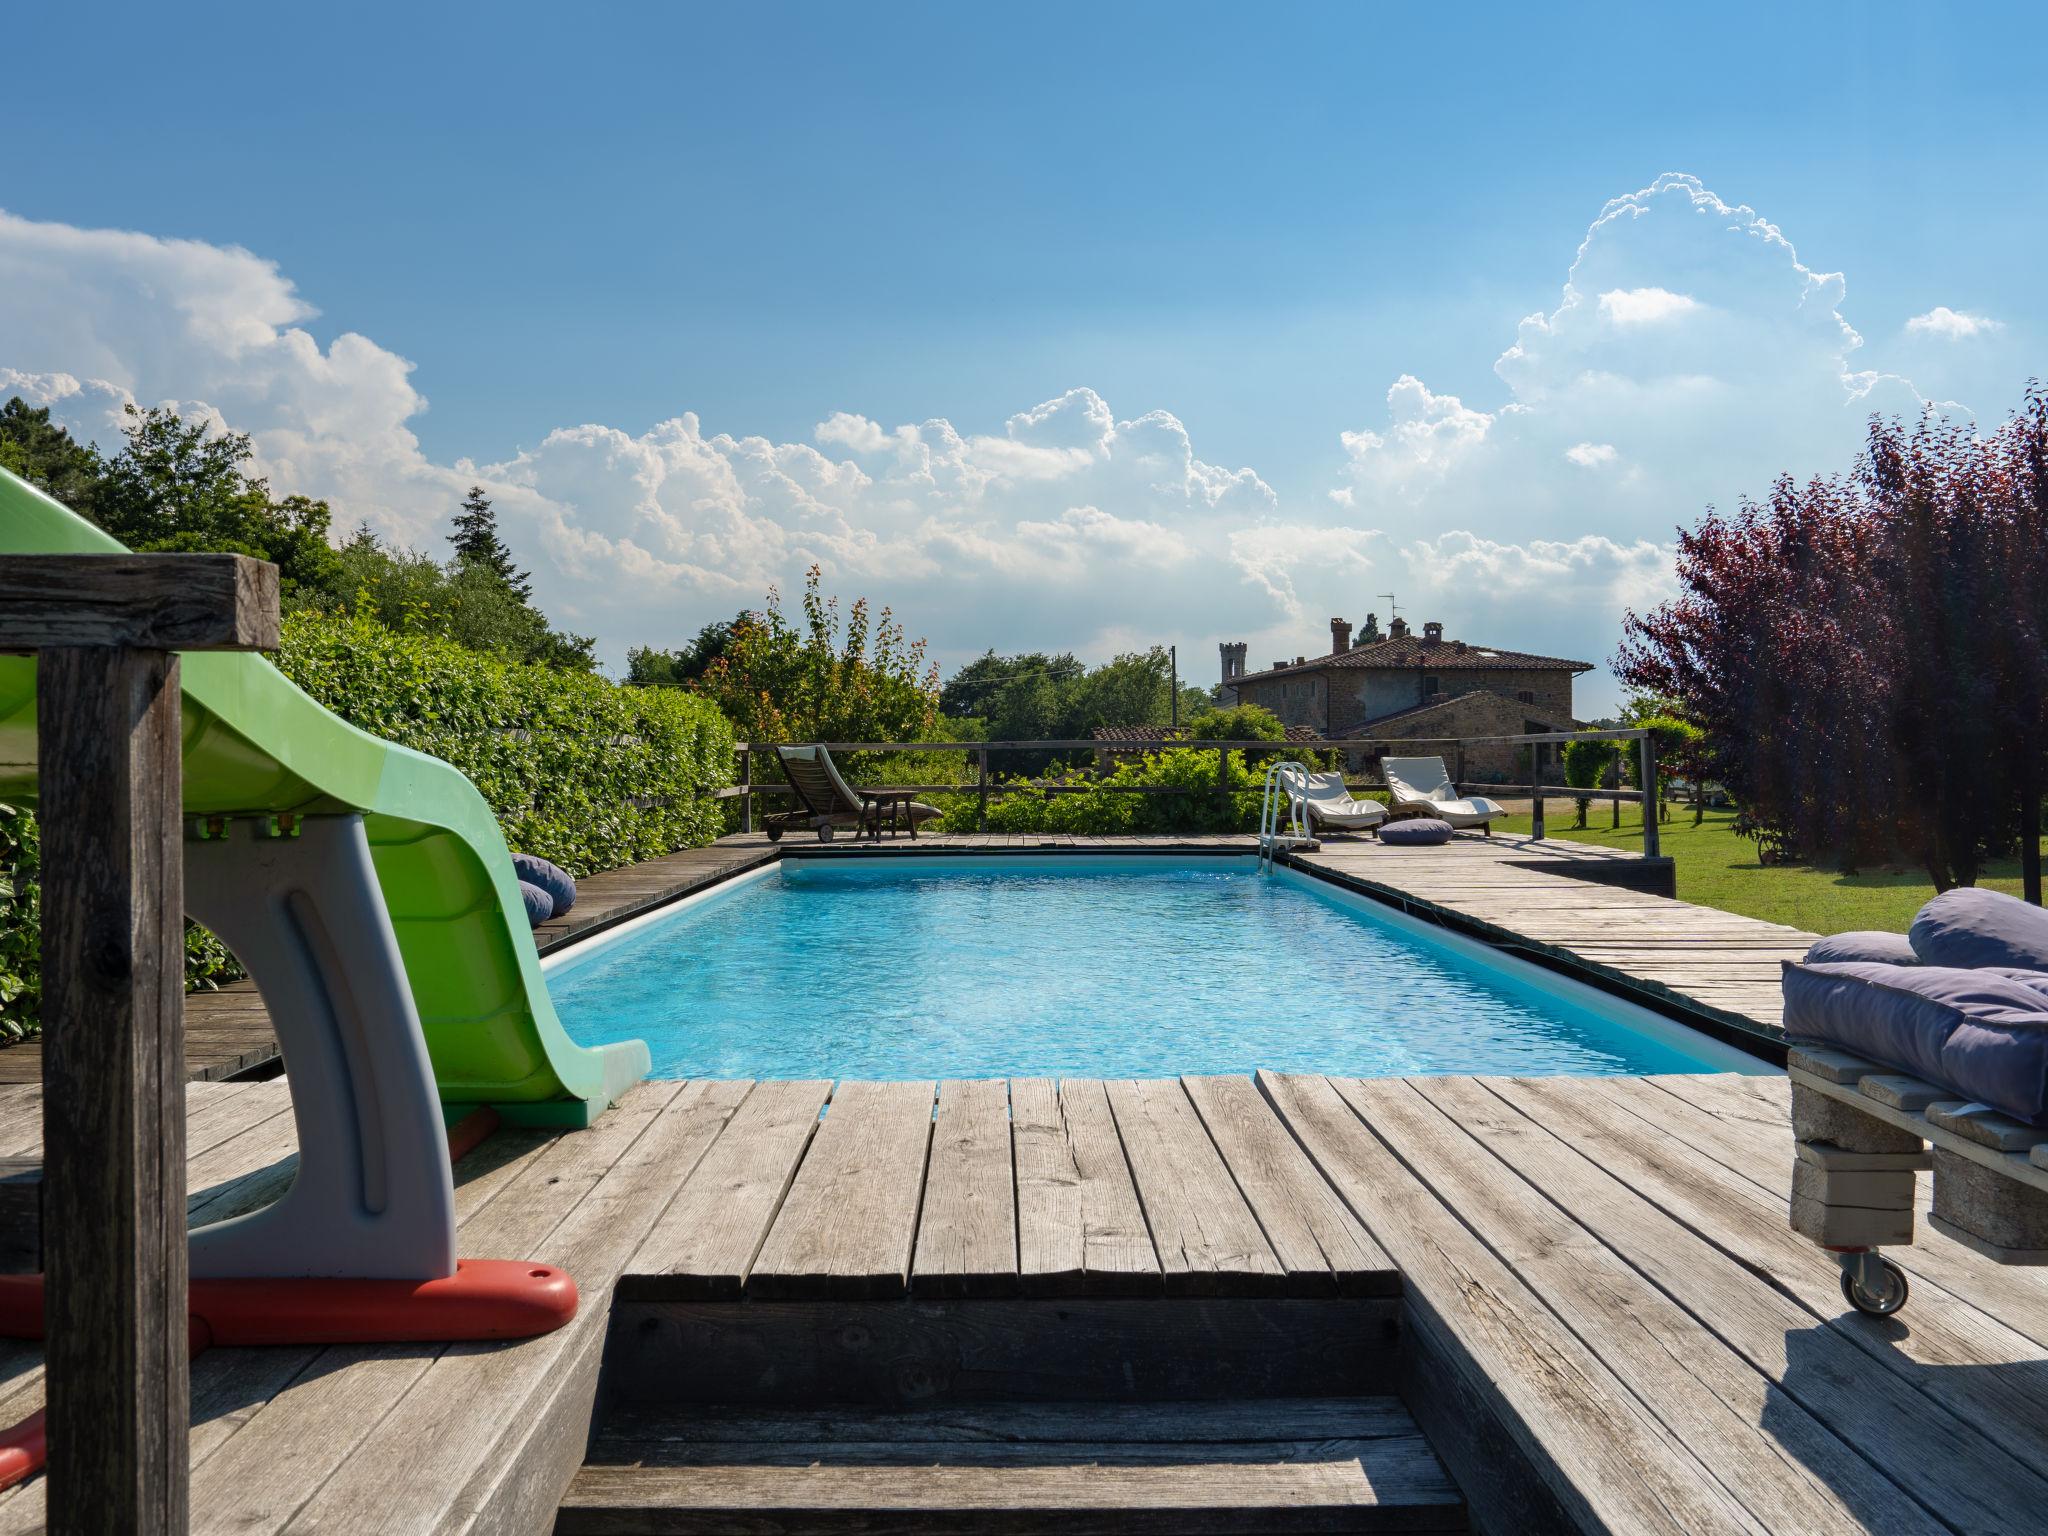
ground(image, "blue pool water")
xmin=544 ymin=857 xmax=1763 ymax=1080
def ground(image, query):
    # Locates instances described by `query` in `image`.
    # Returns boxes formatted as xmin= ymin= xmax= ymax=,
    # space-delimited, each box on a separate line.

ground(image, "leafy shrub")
xmin=958 ymin=748 xmax=1271 ymax=835
xmin=0 ymin=803 xmax=39 ymax=1043
xmin=278 ymin=609 xmax=734 ymax=873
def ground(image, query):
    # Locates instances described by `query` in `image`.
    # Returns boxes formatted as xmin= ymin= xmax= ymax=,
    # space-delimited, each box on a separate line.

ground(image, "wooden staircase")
xmin=554 ymin=1296 xmax=1465 ymax=1534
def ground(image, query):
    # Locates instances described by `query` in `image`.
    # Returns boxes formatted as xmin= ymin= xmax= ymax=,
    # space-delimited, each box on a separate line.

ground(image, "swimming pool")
xmin=543 ymin=856 xmax=1769 ymax=1080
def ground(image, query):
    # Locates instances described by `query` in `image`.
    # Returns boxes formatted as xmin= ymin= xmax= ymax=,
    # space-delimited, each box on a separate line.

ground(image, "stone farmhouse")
xmin=1218 ymin=614 xmax=1591 ymax=781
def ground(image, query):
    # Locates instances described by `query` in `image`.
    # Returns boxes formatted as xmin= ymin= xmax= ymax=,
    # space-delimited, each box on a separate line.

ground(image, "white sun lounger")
xmin=1278 ymin=766 xmax=1388 ymax=834
xmin=1381 ymin=755 xmax=1505 ymax=833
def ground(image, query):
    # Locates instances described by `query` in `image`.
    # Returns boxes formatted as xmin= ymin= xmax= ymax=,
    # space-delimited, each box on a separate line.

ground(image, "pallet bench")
xmin=1787 ymin=1045 xmax=2048 ymax=1312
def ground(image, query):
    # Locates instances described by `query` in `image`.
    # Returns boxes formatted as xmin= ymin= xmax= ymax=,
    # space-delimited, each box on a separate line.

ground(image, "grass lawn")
xmin=1495 ymin=803 xmax=2046 ymax=936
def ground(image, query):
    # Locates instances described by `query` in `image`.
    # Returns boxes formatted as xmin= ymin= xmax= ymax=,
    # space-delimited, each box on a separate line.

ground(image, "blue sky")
xmin=5 ymin=2 xmax=2044 ymax=709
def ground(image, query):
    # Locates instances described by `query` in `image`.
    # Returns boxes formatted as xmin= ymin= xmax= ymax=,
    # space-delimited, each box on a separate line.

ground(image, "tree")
xmin=0 ymin=397 xmax=103 ymax=509
xmin=1561 ymin=738 xmax=1619 ymax=830
xmin=89 ymin=405 xmax=343 ymax=598
xmin=448 ymin=485 xmax=531 ymax=599
xmin=696 ymin=567 xmax=940 ymax=750
xmin=1618 ymin=382 xmax=2048 ymax=895
xmin=627 ymin=617 xmax=744 ymax=687
xmin=331 ymin=522 xmax=596 ymax=670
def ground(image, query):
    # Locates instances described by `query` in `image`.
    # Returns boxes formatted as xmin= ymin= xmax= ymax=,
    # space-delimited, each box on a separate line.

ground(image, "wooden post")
xmin=0 ymin=553 xmax=279 ymax=1536
xmin=1639 ymin=732 xmax=1660 ymax=861
xmin=739 ymin=745 xmax=753 ymax=835
xmin=1610 ymin=753 xmax=1621 ymax=830
xmin=1530 ymin=747 xmax=1545 ymax=842
xmin=2021 ymin=760 xmax=2042 ymax=906
xmin=976 ymin=746 xmax=990 ymax=833
xmin=1215 ymin=744 xmax=1230 ymax=819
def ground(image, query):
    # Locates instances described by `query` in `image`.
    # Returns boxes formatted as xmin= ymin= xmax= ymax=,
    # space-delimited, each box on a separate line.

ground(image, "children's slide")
xmin=0 ymin=466 xmax=648 ymax=1130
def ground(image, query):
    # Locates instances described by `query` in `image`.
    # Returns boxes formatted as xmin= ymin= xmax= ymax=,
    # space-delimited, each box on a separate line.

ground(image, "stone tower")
xmin=1219 ymin=641 xmax=1247 ymax=684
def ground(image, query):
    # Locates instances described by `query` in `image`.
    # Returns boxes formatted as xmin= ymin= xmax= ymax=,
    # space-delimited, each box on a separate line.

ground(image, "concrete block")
xmin=1930 ymin=1147 xmax=2048 ymax=1255
xmin=1926 ymin=1101 xmax=2048 ymax=1154
xmin=1790 ymin=1083 xmax=1925 ymax=1155
xmin=1790 ymin=1192 xmax=1914 ymax=1248
xmin=1791 ymin=1159 xmax=1915 ymax=1211
xmin=1795 ymin=1138 xmax=1931 ymax=1173
xmin=1788 ymin=1046 xmax=1881 ymax=1085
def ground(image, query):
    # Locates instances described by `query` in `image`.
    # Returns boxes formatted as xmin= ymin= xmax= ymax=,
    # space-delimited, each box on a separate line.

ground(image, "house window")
xmin=1424 ymin=675 xmax=1440 ymax=695
xmin=1517 ymin=689 xmax=1534 ymax=704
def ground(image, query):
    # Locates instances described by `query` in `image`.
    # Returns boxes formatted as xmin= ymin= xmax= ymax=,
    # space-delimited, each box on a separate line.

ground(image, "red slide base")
xmin=0 ymin=1261 xmax=574 ymax=1491
xmin=0 ymin=1259 xmax=577 ymax=1347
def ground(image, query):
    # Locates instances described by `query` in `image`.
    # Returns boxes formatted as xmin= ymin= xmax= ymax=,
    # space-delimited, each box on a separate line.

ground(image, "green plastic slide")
xmin=0 ymin=468 xmax=648 ymax=1127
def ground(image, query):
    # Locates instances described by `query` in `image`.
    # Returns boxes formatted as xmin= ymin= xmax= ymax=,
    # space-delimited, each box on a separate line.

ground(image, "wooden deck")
xmin=1287 ymin=831 xmax=1811 ymax=1040
xmin=5 ymin=1069 xmax=2047 ymax=1533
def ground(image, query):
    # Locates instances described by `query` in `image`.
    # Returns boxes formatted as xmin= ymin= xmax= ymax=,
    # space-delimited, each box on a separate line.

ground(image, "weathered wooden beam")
xmin=0 ymin=554 xmax=280 ymax=652
xmin=38 ymin=644 xmax=190 ymax=1536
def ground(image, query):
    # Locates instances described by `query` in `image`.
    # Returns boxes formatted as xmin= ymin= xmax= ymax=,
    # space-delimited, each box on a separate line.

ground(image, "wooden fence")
xmin=725 ymin=728 xmax=1665 ymax=859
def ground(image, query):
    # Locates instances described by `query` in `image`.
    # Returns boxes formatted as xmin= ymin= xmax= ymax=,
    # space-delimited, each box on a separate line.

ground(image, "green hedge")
xmin=0 ymin=611 xmax=736 ymax=1042
xmin=939 ymin=748 xmax=1274 ymax=835
xmin=279 ymin=610 xmax=734 ymax=873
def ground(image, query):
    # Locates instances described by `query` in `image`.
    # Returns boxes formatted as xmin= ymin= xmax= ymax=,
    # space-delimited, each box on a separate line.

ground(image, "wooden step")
xmin=601 ymin=1297 xmax=1403 ymax=1409
xmin=557 ymin=1398 xmax=1467 ymax=1534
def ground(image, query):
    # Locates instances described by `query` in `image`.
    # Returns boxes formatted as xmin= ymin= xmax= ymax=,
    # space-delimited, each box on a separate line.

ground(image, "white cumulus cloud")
xmin=1597 ymin=287 xmax=1701 ymax=325
xmin=0 ymin=175 xmax=1992 ymax=714
xmin=1905 ymin=305 xmax=2002 ymax=339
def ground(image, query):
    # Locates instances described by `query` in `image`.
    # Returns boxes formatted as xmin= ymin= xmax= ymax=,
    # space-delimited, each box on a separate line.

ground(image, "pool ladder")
xmin=1257 ymin=759 xmax=1317 ymax=872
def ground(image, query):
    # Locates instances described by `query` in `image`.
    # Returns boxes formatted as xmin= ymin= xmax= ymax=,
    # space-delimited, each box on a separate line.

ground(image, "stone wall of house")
xmin=1348 ymin=689 xmax=1577 ymax=782
xmin=1234 ymin=673 xmax=1328 ymax=732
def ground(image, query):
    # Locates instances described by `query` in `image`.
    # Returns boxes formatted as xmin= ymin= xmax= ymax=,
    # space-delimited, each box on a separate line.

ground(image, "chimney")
xmin=1294 ymin=656 xmax=1306 ymax=667
xmin=1389 ymin=615 xmax=1409 ymax=639
xmin=1330 ymin=617 xmax=1352 ymax=653
xmin=1272 ymin=660 xmax=1288 ymax=673
xmin=1423 ymin=620 xmax=1443 ymax=646
xmin=1218 ymin=641 xmax=1247 ymax=684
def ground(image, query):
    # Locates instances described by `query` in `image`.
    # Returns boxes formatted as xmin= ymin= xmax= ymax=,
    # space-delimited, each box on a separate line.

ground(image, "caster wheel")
xmin=1841 ymin=1257 xmax=1909 ymax=1317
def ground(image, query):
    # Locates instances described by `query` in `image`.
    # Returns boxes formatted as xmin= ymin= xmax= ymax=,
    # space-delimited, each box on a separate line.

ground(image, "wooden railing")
xmin=727 ymin=728 xmax=1665 ymax=859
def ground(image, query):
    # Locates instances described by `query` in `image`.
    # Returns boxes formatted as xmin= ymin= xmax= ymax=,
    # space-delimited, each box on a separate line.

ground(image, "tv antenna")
xmin=1378 ymin=592 xmax=1400 ymax=621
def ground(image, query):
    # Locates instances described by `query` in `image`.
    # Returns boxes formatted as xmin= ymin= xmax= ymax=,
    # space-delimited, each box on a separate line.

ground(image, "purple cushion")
xmin=1381 ymin=818 xmax=1454 ymax=846
xmin=518 ymin=879 xmax=554 ymax=929
xmin=512 ymin=852 xmax=576 ymax=916
xmin=1804 ymin=931 xmax=1919 ymax=967
xmin=1783 ymin=959 xmax=2048 ymax=1124
xmin=1910 ymin=887 xmax=2048 ymax=971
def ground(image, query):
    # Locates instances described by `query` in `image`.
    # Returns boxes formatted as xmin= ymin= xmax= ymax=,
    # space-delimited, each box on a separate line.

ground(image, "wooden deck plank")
xmin=1344 ymin=1076 xmax=1942 ymax=1536
xmin=271 ymin=1079 xmax=746 ymax=1536
xmin=1106 ymin=1079 xmax=1282 ymax=1296
xmin=1011 ymin=1078 xmax=1159 ymax=1295
xmin=1181 ymin=1074 xmax=1395 ymax=1297
xmin=172 ymin=1084 xmax=687 ymax=1536
xmin=910 ymin=1079 xmax=1018 ymax=1297
xmin=622 ymin=1079 xmax=832 ymax=1300
xmin=1452 ymin=1074 xmax=2048 ymax=1531
xmin=1259 ymin=1070 xmax=1761 ymax=1535
xmin=749 ymin=1080 xmax=936 ymax=1300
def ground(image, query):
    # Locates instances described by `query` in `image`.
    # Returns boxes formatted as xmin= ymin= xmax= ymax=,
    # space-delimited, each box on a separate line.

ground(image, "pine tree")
xmin=448 ymin=485 xmax=531 ymax=599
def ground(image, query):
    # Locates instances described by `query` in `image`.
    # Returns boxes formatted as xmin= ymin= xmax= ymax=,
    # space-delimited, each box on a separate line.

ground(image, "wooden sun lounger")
xmin=1786 ymin=1044 xmax=2048 ymax=1315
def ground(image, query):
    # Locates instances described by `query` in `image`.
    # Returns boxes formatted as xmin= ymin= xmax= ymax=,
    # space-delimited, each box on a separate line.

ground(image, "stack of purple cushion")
xmin=512 ymin=853 xmax=577 ymax=930
xmin=1783 ymin=888 xmax=2048 ymax=1126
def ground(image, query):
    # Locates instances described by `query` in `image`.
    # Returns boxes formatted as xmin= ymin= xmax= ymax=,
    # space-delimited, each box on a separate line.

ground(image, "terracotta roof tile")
xmin=1232 ymin=634 xmax=1590 ymax=686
